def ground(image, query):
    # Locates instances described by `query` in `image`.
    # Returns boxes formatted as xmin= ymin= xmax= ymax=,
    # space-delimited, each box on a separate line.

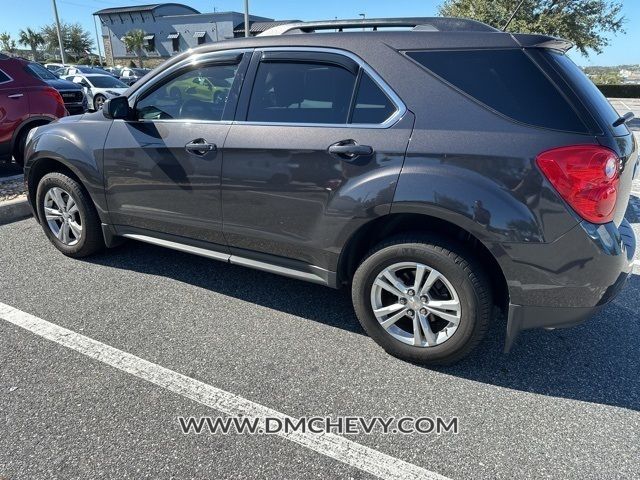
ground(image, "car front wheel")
xmin=93 ymin=94 xmax=106 ymax=110
xmin=351 ymin=235 xmax=492 ymax=365
xmin=35 ymin=172 xmax=104 ymax=257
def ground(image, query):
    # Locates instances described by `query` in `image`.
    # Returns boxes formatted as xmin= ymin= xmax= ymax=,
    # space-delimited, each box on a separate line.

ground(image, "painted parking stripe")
xmin=0 ymin=302 xmax=449 ymax=480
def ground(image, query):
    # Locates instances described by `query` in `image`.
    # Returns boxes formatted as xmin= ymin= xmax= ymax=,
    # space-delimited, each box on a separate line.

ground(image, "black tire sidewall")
xmin=352 ymin=241 xmax=486 ymax=364
xmin=35 ymin=173 xmax=99 ymax=257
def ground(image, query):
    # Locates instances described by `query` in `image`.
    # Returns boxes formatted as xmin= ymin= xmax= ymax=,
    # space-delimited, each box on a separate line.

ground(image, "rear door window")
xmin=247 ymin=61 xmax=356 ymax=124
xmin=406 ymin=49 xmax=588 ymax=133
xmin=351 ymin=73 xmax=396 ymax=124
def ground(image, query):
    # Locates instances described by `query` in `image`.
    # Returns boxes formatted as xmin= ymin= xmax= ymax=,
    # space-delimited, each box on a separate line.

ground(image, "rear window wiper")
xmin=613 ymin=112 xmax=635 ymax=127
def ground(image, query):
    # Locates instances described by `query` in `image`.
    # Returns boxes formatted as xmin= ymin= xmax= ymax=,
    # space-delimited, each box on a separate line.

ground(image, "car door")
xmin=0 ymin=66 xmax=28 ymax=159
xmin=222 ymin=49 xmax=413 ymax=273
xmin=102 ymin=50 xmax=250 ymax=246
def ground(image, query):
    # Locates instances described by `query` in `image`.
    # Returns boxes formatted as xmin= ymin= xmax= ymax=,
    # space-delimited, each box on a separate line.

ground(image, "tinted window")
xmin=0 ymin=69 xmax=10 ymax=84
xmin=247 ymin=62 xmax=356 ymax=124
xmin=543 ymin=51 xmax=628 ymax=136
xmin=87 ymin=75 xmax=128 ymax=88
xmin=136 ymin=63 xmax=238 ymax=121
xmin=26 ymin=63 xmax=58 ymax=80
xmin=351 ymin=73 xmax=396 ymax=124
xmin=406 ymin=49 xmax=587 ymax=133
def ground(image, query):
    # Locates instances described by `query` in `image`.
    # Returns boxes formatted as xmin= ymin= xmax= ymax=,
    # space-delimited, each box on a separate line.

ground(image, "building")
xmin=94 ymin=3 xmax=274 ymax=67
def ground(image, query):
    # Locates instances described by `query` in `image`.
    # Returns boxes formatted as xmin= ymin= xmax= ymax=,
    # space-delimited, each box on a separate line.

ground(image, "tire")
xmin=14 ymin=123 xmax=42 ymax=166
xmin=35 ymin=172 xmax=105 ymax=258
xmin=351 ymin=235 xmax=492 ymax=365
xmin=93 ymin=94 xmax=106 ymax=111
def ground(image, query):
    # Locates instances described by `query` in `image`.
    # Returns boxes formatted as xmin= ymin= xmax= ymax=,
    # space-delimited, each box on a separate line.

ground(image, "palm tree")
xmin=0 ymin=32 xmax=17 ymax=54
xmin=18 ymin=28 xmax=44 ymax=61
xmin=122 ymin=29 xmax=146 ymax=68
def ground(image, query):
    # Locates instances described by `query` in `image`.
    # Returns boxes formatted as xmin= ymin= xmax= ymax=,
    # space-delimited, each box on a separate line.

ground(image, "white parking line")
xmin=0 ymin=302 xmax=449 ymax=480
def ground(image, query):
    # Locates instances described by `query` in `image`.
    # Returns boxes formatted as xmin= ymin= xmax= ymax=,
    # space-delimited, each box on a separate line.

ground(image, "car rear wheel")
xmin=36 ymin=172 xmax=104 ymax=257
xmin=93 ymin=94 xmax=106 ymax=111
xmin=14 ymin=123 xmax=44 ymax=166
xmin=351 ymin=235 xmax=492 ymax=365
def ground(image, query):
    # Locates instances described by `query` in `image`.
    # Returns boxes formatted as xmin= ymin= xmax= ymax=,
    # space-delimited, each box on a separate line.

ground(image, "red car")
xmin=0 ymin=54 xmax=67 ymax=165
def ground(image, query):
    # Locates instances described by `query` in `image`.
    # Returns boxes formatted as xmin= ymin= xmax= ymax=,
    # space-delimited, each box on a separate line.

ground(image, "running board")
xmin=121 ymin=233 xmax=332 ymax=287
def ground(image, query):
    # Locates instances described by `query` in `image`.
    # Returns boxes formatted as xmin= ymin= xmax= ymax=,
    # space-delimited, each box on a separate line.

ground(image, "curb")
xmin=0 ymin=196 xmax=32 ymax=225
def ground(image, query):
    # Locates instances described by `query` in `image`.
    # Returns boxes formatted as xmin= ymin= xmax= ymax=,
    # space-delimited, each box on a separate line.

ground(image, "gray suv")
xmin=24 ymin=18 xmax=638 ymax=364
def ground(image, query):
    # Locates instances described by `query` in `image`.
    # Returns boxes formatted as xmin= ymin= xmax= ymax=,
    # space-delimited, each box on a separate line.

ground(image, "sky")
xmin=0 ymin=0 xmax=638 ymax=66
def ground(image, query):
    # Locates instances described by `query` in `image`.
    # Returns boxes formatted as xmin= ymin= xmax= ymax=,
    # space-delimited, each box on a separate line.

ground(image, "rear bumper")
xmin=503 ymin=218 xmax=635 ymax=351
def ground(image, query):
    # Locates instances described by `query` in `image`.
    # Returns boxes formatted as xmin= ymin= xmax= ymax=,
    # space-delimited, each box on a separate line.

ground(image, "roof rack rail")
xmin=258 ymin=17 xmax=500 ymax=36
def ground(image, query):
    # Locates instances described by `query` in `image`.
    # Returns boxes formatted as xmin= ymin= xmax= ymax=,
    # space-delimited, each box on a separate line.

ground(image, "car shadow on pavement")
xmin=85 ymin=241 xmax=640 ymax=412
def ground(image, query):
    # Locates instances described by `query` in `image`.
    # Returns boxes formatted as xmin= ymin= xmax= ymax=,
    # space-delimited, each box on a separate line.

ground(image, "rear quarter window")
xmin=542 ymin=51 xmax=629 ymax=137
xmin=0 ymin=69 xmax=11 ymax=84
xmin=405 ymin=49 xmax=588 ymax=133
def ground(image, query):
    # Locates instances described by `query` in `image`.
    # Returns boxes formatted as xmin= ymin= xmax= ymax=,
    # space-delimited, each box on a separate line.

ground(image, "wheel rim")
xmin=370 ymin=262 xmax=461 ymax=347
xmin=43 ymin=187 xmax=82 ymax=246
xmin=95 ymin=96 xmax=105 ymax=109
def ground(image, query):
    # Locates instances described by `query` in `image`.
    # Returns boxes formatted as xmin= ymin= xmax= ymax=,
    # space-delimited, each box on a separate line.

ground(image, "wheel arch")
xmin=11 ymin=116 xmax=56 ymax=159
xmin=27 ymin=156 xmax=105 ymax=225
xmin=337 ymin=211 xmax=509 ymax=312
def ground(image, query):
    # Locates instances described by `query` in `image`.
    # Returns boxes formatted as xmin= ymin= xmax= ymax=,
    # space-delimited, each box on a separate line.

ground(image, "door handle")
xmin=328 ymin=140 xmax=373 ymax=160
xmin=185 ymin=138 xmax=216 ymax=156
xmin=8 ymin=93 xmax=24 ymax=99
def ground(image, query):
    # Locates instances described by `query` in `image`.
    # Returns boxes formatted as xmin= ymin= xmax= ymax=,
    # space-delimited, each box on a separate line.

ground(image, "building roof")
xmin=94 ymin=3 xmax=199 ymax=16
xmin=234 ymin=20 xmax=300 ymax=35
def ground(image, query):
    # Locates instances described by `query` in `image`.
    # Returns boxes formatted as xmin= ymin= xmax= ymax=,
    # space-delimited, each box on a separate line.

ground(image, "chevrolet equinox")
xmin=24 ymin=18 xmax=638 ymax=364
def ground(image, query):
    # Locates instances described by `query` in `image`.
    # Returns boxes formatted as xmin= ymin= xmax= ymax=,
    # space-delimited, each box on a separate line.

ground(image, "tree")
xmin=40 ymin=22 xmax=68 ymax=59
xmin=18 ymin=28 xmax=44 ymax=61
xmin=438 ymin=0 xmax=625 ymax=56
xmin=67 ymin=23 xmax=93 ymax=60
xmin=40 ymin=21 xmax=93 ymax=62
xmin=0 ymin=32 xmax=17 ymax=54
xmin=122 ymin=29 xmax=146 ymax=68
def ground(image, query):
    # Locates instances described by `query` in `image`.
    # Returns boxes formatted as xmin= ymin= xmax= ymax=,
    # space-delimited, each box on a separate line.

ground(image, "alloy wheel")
xmin=43 ymin=187 xmax=82 ymax=246
xmin=370 ymin=262 xmax=461 ymax=347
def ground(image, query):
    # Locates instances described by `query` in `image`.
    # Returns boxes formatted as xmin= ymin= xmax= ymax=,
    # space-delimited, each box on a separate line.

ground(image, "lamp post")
xmin=51 ymin=0 xmax=66 ymax=65
xmin=244 ymin=0 xmax=250 ymax=38
xmin=359 ymin=13 xmax=365 ymax=31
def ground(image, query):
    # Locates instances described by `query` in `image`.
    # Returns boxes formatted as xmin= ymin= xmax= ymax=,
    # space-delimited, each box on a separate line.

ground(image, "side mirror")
xmin=103 ymin=96 xmax=131 ymax=120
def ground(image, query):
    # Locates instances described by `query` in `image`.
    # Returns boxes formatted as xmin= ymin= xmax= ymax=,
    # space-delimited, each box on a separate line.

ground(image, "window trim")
xmin=0 ymin=68 xmax=13 ymax=85
xmin=236 ymin=47 xmax=406 ymax=129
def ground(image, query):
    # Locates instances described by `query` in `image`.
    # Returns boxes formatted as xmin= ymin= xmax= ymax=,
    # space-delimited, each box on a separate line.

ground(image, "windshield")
xmin=88 ymin=75 xmax=128 ymax=88
xmin=132 ymin=69 xmax=148 ymax=76
xmin=26 ymin=63 xmax=58 ymax=80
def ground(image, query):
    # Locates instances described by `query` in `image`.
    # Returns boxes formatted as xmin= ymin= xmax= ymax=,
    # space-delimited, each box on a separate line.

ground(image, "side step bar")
xmin=121 ymin=233 xmax=334 ymax=287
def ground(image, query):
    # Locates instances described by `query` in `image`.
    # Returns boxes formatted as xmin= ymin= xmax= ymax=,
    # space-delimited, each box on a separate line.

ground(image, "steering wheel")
xmin=178 ymin=98 xmax=205 ymax=119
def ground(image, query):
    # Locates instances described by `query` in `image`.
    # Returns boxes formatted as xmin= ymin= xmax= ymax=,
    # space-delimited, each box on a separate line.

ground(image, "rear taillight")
xmin=43 ymin=86 xmax=65 ymax=107
xmin=536 ymin=145 xmax=620 ymax=224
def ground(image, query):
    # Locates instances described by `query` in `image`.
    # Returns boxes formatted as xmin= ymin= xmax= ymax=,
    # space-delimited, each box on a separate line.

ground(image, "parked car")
xmin=0 ymin=54 xmax=66 ymax=165
xmin=63 ymin=73 xmax=128 ymax=110
xmin=119 ymin=67 xmax=151 ymax=86
xmin=25 ymin=62 xmax=88 ymax=115
xmin=24 ymin=18 xmax=638 ymax=364
xmin=103 ymin=66 xmax=122 ymax=77
xmin=55 ymin=65 xmax=117 ymax=77
xmin=44 ymin=62 xmax=64 ymax=71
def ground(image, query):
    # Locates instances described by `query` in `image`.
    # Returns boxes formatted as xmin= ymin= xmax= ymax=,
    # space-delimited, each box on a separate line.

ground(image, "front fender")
xmin=24 ymin=116 xmax=113 ymax=223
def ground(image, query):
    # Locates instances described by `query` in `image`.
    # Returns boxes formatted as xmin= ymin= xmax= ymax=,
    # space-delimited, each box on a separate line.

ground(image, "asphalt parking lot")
xmin=1 ymin=133 xmax=639 ymax=479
